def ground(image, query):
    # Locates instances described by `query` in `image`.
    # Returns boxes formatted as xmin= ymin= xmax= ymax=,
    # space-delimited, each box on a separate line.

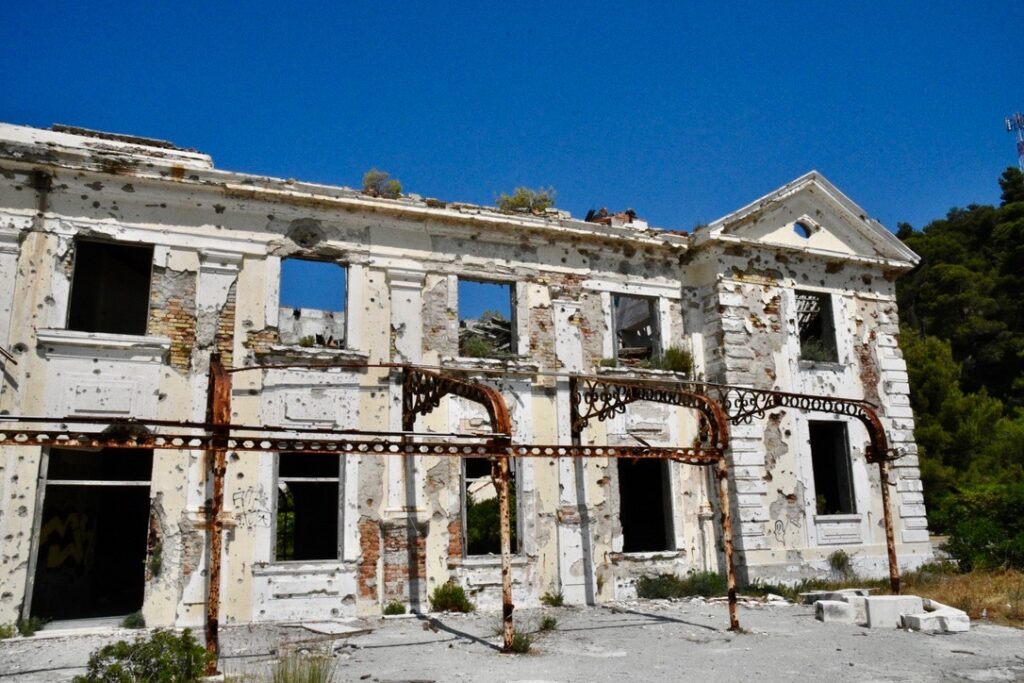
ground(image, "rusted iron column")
xmin=879 ymin=459 xmax=901 ymax=594
xmin=715 ymin=457 xmax=739 ymax=631
xmin=493 ymin=450 xmax=515 ymax=651
xmin=204 ymin=353 xmax=231 ymax=675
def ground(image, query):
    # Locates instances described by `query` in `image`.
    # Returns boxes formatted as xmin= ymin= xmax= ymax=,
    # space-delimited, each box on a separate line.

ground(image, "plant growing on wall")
xmin=362 ymin=169 xmax=402 ymax=199
xmin=496 ymin=186 xmax=556 ymax=214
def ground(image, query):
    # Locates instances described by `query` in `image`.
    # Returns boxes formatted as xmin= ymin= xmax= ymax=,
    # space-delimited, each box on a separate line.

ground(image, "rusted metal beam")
xmin=204 ymin=354 xmax=231 ymax=676
xmin=716 ymin=457 xmax=739 ymax=631
xmin=493 ymin=452 xmax=515 ymax=651
xmin=879 ymin=459 xmax=901 ymax=594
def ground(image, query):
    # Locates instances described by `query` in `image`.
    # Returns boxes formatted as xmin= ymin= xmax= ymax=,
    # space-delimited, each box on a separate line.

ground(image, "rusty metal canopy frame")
xmin=0 ymin=358 xmax=904 ymax=672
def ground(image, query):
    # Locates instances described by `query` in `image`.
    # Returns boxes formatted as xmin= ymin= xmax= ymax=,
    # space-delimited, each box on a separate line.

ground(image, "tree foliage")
xmin=897 ymin=168 xmax=1024 ymax=569
xmin=362 ymin=168 xmax=402 ymax=199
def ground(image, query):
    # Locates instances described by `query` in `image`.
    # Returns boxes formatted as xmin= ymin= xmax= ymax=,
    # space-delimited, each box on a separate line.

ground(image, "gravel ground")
xmin=1 ymin=599 xmax=1022 ymax=682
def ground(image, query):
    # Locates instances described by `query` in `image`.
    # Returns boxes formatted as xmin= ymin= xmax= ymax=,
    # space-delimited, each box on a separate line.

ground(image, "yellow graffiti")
xmin=39 ymin=512 xmax=94 ymax=569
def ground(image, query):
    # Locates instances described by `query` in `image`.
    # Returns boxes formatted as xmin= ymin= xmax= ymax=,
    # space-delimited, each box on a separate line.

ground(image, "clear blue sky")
xmin=1 ymin=2 xmax=1021 ymax=232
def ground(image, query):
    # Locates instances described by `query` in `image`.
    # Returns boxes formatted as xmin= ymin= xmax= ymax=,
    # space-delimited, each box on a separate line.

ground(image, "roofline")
xmin=700 ymin=171 xmax=920 ymax=266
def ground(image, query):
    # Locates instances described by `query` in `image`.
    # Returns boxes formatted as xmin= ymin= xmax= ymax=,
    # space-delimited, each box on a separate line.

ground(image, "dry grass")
xmin=904 ymin=569 xmax=1024 ymax=627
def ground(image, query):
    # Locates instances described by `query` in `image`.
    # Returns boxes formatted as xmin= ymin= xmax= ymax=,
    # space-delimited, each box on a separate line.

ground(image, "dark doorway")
xmin=31 ymin=448 xmax=152 ymax=620
xmin=809 ymin=421 xmax=855 ymax=515
xmin=618 ymin=459 xmax=673 ymax=552
xmin=67 ymin=240 xmax=153 ymax=335
xmin=275 ymin=453 xmax=341 ymax=561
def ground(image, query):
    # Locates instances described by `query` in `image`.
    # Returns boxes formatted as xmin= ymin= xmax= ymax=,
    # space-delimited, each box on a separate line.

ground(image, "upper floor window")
xmin=809 ymin=421 xmax=855 ymax=515
xmin=67 ymin=240 xmax=153 ymax=335
xmin=796 ymin=290 xmax=837 ymax=363
xmin=279 ymin=258 xmax=347 ymax=348
xmin=458 ymin=279 xmax=515 ymax=358
xmin=613 ymin=294 xmax=659 ymax=363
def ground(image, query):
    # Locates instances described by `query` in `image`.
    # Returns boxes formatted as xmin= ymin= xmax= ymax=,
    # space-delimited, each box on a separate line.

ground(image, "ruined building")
xmin=0 ymin=123 xmax=930 ymax=633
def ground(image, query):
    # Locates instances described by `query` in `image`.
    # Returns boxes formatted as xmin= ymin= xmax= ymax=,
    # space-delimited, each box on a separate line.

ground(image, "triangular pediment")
xmin=702 ymin=172 xmax=919 ymax=266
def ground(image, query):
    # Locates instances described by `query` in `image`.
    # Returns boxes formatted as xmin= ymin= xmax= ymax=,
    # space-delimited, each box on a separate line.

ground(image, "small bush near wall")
xmin=540 ymin=591 xmax=564 ymax=607
xmin=383 ymin=601 xmax=407 ymax=616
xmin=656 ymin=346 xmax=694 ymax=375
xmin=429 ymin=582 xmax=475 ymax=613
xmin=73 ymin=628 xmax=211 ymax=683
xmin=0 ymin=624 xmax=14 ymax=639
xmin=271 ymin=653 xmax=336 ymax=683
xmin=636 ymin=571 xmax=726 ymax=599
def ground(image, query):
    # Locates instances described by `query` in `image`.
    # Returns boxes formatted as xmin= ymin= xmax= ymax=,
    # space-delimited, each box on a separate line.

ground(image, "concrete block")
xmin=800 ymin=588 xmax=873 ymax=605
xmin=816 ymin=600 xmax=855 ymax=624
xmin=865 ymin=595 xmax=924 ymax=628
xmin=902 ymin=608 xmax=970 ymax=633
xmin=845 ymin=595 xmax=868 ymax=625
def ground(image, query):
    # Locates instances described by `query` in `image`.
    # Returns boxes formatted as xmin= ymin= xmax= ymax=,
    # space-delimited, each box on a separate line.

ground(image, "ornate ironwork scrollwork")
xmin=402 ymin=367 xmax=513 ymax=436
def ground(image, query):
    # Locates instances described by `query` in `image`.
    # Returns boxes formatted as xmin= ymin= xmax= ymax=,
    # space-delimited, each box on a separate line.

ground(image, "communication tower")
xmin=1007 ymin=112 xmax=1024 ymax=171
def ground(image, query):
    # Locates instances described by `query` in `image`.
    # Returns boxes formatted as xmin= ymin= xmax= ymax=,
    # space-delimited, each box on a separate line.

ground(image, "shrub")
xmin=383 ymin=601 xmax=406 ymax=616
xmin=271 ymin=653 xmax=336 ymax=683
xmin=362 ymin=169 xmax=402 ymax=199
xmin=17 ymin=616 xmax=44 ymax=637
xmin=121 ymin=611 xmax=146 ymax=629
xmin=429 ymin=582 xmax=474 ymax=613
xmin=828 ymin=549 xmax=853 ymax=579
xmin=148 ymin=543 xmax=163 ymax=579
xmin=540 ymin=591 xmax=564 ymax=607
xmin=73 ymin=628 xmax=212 ymax=683
xmin=508 ymin=631 xmax=531 ymax=653
xmin=636 ymin=571 xmax=726 ymax=599
xmin=655 ymin=346 xmax=694 ymax=375
xmin=944 ymin=482 xmax=1024 ymax=571
xmin=598 ymin=357 xmax=617 ymax=368
xmin=0 ymin=624 xmax=14 ymax=639
xmin=539 ymin=616 xmax=557 ymax=632
xmin=460 ymin=335 xmax=494 ymax=358
xmin=496 ymin=187 xmax=555 ymax=214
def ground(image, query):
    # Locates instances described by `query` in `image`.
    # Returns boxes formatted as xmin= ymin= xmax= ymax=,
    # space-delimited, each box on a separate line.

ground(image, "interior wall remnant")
xmin=613 ymin=294 xmax=658 ymax=362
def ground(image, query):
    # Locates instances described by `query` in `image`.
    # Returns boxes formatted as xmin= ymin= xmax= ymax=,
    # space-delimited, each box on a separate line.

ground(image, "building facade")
xmin=0 ymin=123 xmax=931 ymax=628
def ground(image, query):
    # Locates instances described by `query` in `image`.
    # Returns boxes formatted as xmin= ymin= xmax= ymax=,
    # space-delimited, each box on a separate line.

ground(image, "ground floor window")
xmin=618 ymin=458 xmax=674 ymax=552
xmin=275 ymin=453 xmax=342 ymax=561
xmin=463 ymin=457 xmax=519 ymax=555
xmin=809 ymin=421 xmax=856 ymax=515
xmin=31 ymin=448 xmax=152 ymax=620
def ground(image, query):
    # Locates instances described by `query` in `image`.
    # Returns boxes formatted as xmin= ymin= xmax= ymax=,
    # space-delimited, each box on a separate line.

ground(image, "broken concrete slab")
xmin=800 ymin=588 xmax=875 ymax=605
xmin=864 ymin=595 xmax=924 ymax=628
xmin=902 ymin=607 xmax=970 ymax=633
xmin=815 ymin=600 xmax=856 ymax=624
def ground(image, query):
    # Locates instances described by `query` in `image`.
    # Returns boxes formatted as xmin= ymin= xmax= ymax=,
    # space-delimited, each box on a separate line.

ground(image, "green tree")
xmin=496 ymin=186 xmax=555 ymax=213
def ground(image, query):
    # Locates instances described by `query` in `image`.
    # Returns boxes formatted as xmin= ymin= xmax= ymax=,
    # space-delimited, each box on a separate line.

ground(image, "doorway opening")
xmin=30 ymin=448 xmax=152 ymax=620
xmin=618 ymin=458 xmax=674 ymax=552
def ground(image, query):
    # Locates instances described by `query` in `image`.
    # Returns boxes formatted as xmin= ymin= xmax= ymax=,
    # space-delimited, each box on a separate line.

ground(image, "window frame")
xmin=277 ymin=257 xmax=350 ymax=350
xmin=611 ymin=293 xmax=661 ymax=364
xmin=66 ymin=238 xmax=155 ymax=336
xmin=795 ymin=289 xmax=839 ymax=364
xmin=272 ymin=452 xmax=345 ymax=563
xmin=456 ymin=276 xmax=518 ymax=360
xmin=808 ymin=420 xmax=857 ymax=516
xmin=461 ymin=456 xmax=522 ymax=557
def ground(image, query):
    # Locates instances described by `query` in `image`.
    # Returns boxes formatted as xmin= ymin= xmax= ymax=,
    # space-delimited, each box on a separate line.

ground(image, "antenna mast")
xmin=1007 ymin=112 xmax=1024 ymax=171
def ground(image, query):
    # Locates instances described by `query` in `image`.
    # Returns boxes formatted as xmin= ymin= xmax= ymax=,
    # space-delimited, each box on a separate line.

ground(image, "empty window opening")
xmin=67 ymin=240 xmax=153 ymax=335
xmin=279 ymin=258 xmax=347 ymax=348
xmin=458 ymin=279 xmax=515 ymax=358
xmin=31 ymin=448 xmax=153 ymax=620
xmin=463 ymin=457 xmax=519 ymax=555
xmin=614 ymin=295 xmax=659 ymax=363
xmin=809 ymin=422 xmax=856 ymax=515
xmin=275 ymin=453 xmax=341 ymax=561
xmin=792 ymin=221 xmax=812 ymax=239
xmin=618 ymin=458 xmax=674 ymax=552
xmin=796 ymin=290 xmax=838 ymax=362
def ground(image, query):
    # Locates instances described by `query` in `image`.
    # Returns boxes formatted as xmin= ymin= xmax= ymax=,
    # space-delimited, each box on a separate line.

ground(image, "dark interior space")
xmin=810 ymin=421 xmax=855 ymax=515
xmin=32 ymin=448 xmax=153 ymax=620
xmin=276 ymin=454 xmax=339 ymax=561
xmin=796 ymin=291 xmax=838 ymax=362
xmin=67 ymin=240 xmax=153 ymax=335
xmin=618 ymin=458 xmax=673 ymax=552
xmin=464 ymin=457 xmax=518 ymax=555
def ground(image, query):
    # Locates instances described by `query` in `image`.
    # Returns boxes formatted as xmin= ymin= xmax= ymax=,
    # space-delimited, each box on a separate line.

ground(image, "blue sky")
xmin=1 ymin=2 xmax=1021 ymax=234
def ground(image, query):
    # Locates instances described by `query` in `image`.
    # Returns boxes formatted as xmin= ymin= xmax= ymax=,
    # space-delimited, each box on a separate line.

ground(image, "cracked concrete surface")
xmin=1 ymin=602 xmax=1021 ymax=682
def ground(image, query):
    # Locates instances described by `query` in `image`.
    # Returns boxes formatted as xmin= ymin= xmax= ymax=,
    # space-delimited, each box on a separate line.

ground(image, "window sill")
xmin=813 ymin=513 xmax=861 ymax=523
xmin=609 ymin=550 xmax=685 ymax=563
xmin=252 ymin=560 xmax=355 ymax=575
xmin=441 ymin=356 xmax=540 ymax=374
xmin=448 ymin=554 xmax=529 ymax=569
xmin=257 ymin=345 xmax=369 ymax=363
xmin=798 ymin=359 xmax=844 ymax=372
xmin=595 ymin=366 xmax=692 ymax=381
xmin=37 ymin=328 xmax=171 ymax=360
